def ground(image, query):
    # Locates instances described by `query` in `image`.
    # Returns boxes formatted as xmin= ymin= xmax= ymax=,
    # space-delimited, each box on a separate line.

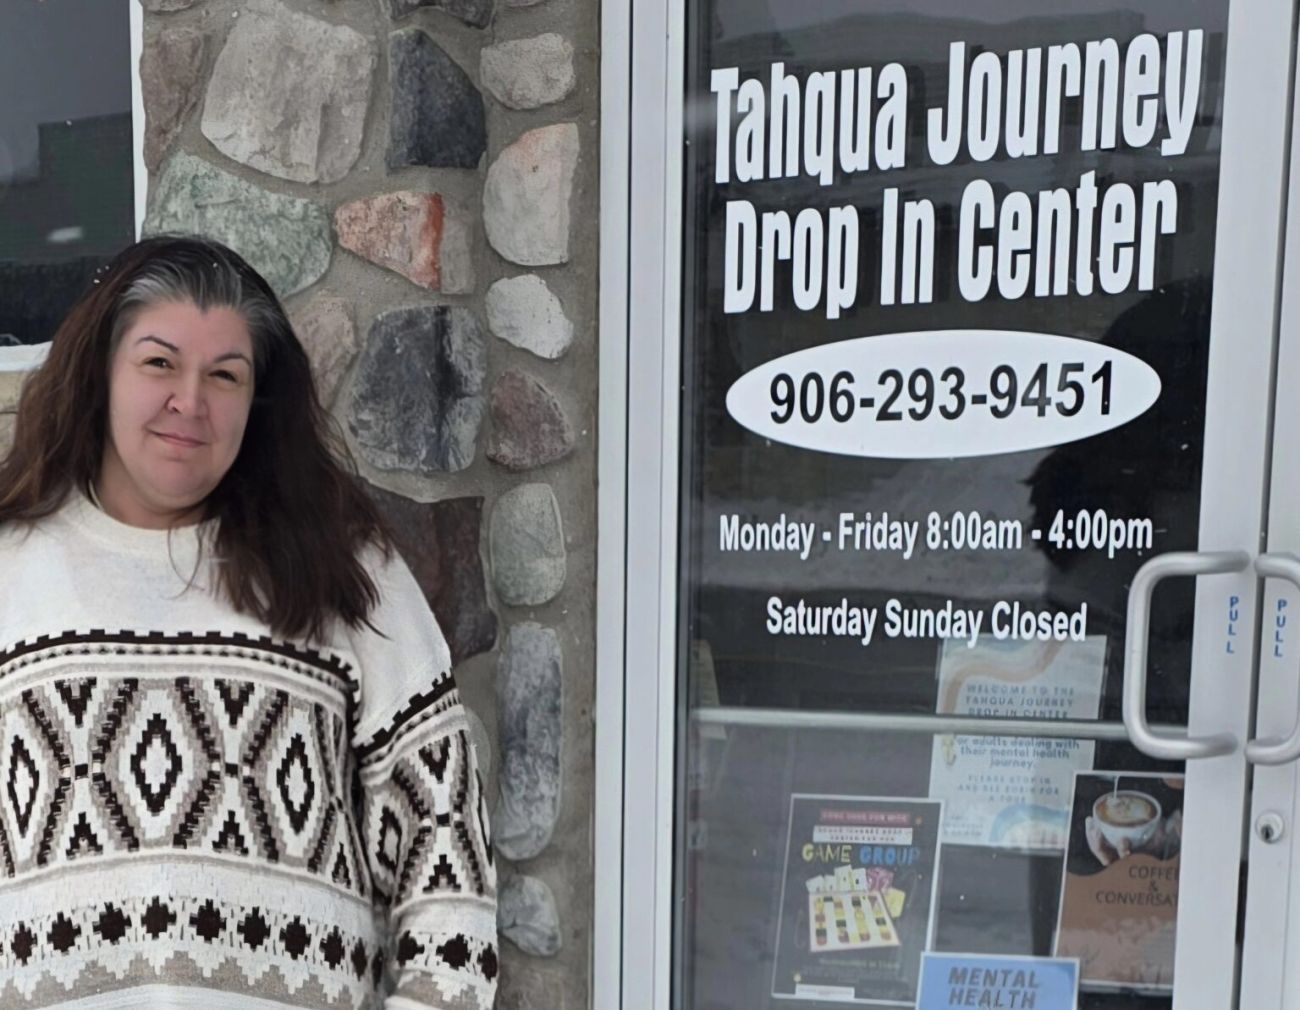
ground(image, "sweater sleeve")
xmin=347 ymin=548 xmax=498 ymax=1010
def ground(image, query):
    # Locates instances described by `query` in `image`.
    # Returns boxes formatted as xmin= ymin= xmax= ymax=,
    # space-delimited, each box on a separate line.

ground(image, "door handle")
xmin=1247 ymin=552 xmax=1300 ymax=764
xmin=1123 ymin=550 xmax=1249 ymax=760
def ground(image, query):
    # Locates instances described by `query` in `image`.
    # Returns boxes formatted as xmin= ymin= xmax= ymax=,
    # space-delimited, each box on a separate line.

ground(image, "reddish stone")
xmin=367 ymin=486 xmax=498 ymax=665
xmin=335 ymin=192 xmax=446 ymax=290
xmin=487 ymin=370 xmax=574 ymax=470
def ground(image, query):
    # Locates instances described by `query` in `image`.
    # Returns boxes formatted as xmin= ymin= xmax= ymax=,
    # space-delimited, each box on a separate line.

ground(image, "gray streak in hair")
xmin=109 ymin=247 xmax=281 ymax=372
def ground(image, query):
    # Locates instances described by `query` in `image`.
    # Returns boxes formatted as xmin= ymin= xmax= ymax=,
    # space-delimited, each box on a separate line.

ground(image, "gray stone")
xmin=201 ymin=7 xmax=374 ymax=184
xmin=486 ymin=275 xmax=573 ymax=360
xmin=142 ymin=0 xmax=200 ymax=10
xmin=489 ymin=484 xmax=566 ymax=607
xmin=145 ymin=152 xmax=332 ymax=298
xmin=499 ymin=875 xmax=561 ymax=957
xmin=386 ymin=0 xmax=493 ymax=29
xmin=480 ymin=34 xmax=575 ymax=110
xmin=495 ymin=962 xmax=565 ymax=1010
xmin=484 ymin=124 xmax=579 ymax=266
xmin=388 ymin=30 xmax=486 ymax=170
xmin=348 ymin=306 xmax=485 ymax=474
xmin=140 ymin=26 xmax=207 ymax=173
xmin=494 ymin=624 xmax=562 ymax=860
xmin=488 ymin=370 xmax=574 ymax=470
xmin=503 ymin=0 xmax=546 ymax=8
xmin=288 ymin=295 xmax=357 ymax=406
xmin=438 ymin=202 xmax=476 ymax=296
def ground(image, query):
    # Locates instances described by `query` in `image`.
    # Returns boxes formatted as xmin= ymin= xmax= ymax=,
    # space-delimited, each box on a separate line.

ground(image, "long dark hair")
xmin=0 ymin=235 xmax=390 ymax=642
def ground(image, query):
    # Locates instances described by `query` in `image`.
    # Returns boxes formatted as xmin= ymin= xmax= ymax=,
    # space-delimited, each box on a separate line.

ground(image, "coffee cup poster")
xmin=1054 ymin=772 xmax=1183 ymax=990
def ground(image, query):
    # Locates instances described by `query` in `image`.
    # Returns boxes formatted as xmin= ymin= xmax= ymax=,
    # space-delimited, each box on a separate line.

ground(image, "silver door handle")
xmin=1247 ymin=553 xmax=1300 ymax=764
xmin=1123 ymin=550 xmax=1249 ymax=760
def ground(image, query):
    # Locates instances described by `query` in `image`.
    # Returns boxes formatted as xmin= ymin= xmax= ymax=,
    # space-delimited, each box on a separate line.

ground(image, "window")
xmin=0 ymin=0 xmax=138 ymax=349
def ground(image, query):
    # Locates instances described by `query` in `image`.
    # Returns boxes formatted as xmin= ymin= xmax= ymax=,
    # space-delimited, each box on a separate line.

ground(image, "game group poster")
xmin=772 ymin=795 xmax=942 ymax=1004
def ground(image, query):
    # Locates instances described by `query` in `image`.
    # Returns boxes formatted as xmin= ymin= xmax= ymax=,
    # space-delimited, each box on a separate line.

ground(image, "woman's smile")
xmin=152 ymin=430 xmax=206 ymax=449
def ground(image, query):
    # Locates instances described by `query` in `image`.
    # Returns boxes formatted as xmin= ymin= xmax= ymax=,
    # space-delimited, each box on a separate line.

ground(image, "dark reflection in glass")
xmin=0 ymin=0 xmax=134 ymax=345
xmin=675 ymin=0 xmax=1229 ymax=1007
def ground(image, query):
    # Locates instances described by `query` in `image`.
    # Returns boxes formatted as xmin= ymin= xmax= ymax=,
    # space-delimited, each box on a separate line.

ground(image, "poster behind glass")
xmin=675 ymin=1 xmax=1227 ymax=1007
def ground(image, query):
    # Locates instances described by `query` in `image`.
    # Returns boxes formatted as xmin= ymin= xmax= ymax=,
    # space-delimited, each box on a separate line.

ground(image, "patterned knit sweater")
xmin=0 ymin=494 xmax=498 ymax=1009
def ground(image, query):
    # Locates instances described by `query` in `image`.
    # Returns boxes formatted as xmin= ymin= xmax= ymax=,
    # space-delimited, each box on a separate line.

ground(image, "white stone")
xmin=486 ymin=275 xmax=573 ymax=360
xmin=201 ymin=6 xmax=374 ymax=184
xmin=480 ymin=34 xmax=575 ymax=111
xmin=484 ymin=124 xmax=579 ymax=267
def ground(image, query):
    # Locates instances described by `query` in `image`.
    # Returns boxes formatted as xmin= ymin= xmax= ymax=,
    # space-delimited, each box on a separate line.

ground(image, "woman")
xmin=0 ymin=236 xmax=497 ymax=1009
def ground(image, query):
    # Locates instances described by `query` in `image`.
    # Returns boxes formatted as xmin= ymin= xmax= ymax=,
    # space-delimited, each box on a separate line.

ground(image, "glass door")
xmin=621 ymin=0 xmax=1300 ymax=1008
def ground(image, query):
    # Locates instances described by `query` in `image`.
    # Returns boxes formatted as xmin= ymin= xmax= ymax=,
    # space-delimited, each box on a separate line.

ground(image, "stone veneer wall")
xmin=0 ymin=0 xmax=597 ymax=1006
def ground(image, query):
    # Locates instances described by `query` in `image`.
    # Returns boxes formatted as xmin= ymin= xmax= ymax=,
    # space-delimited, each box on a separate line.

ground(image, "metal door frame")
xmin=130 ymin=0 xmax=146 ymax=237
xmin=1240 ymin=5 xmax=1300 ymax=1005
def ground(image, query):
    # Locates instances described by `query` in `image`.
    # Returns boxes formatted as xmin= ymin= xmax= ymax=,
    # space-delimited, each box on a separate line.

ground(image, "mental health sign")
xmin=916 ymin=954 xmax=1079 ymax=1010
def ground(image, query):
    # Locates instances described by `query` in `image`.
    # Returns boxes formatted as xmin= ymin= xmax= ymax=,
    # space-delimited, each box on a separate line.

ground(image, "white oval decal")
xmin=725 ymin=330 xmax=1162 ymax=459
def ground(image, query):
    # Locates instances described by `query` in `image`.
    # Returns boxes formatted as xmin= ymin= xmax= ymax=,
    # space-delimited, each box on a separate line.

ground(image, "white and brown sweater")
xmin=0 ymin=494 xmax=497 ymax=1009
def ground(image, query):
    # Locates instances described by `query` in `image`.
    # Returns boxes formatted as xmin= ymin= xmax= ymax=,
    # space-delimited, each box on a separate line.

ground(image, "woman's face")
xmin=98 ymin=299 xmax=255 ymax=528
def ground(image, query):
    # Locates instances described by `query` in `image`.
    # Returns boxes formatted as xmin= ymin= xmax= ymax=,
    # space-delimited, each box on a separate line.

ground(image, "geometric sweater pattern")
xmin=0 ymin=495 xmax=497 ymax=1009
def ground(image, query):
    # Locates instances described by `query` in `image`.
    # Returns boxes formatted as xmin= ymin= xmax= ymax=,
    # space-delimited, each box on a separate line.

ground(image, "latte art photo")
xmin=1097 ymin=793 xmax=1158 ymax=828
